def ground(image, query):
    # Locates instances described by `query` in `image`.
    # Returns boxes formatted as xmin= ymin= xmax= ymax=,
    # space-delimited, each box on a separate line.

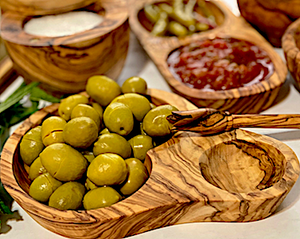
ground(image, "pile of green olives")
xmin=20 ymin=75 xmax=178 ymax=210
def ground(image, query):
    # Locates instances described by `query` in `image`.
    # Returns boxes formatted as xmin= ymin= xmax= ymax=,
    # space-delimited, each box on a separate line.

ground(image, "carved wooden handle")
xmin=168 ymin=108 xmax=300 ymax=135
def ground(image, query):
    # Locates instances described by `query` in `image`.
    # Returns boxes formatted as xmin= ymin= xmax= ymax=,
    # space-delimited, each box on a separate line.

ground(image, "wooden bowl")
xmin=129 ymin=0 xmax=287 ymax=113
xmin=0 ymin=0 xmax=129 ymax=95
xmin=282 ymin=17 xmax=300 ymax=90
xmin=1 ymin=89 xmax=299 ymax=239
xmin=0 ymin=0 xmax=97 ymax=16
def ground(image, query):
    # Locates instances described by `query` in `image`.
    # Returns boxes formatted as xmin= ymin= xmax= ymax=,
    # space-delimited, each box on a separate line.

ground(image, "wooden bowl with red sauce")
xmin=129 ymin=0 xmax=287 ymax=113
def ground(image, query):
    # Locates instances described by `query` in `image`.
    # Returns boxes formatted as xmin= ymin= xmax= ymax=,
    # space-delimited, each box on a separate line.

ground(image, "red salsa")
xmin=167 ymin=38 xmax=274 ymax=91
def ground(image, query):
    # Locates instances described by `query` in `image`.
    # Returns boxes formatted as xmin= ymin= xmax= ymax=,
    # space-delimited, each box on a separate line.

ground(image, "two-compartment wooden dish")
xmin=1 ymin=89 xmax=299 ymax=239
xmin=129 ymin=0 xmax=287 ymax=113
xmin=0 ymin=0 xmax=129 ymax=95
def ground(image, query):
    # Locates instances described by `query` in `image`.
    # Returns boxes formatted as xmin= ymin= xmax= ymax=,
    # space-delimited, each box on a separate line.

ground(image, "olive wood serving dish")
xmin=0 ymin=0 xmax=129 ymax=95
xmin=129 ymin=0 xmax=287 ymax=113
xmin=282 ymin=17 xmax=300 ymax=91
xmin=1 ymin=89 xmax=299 ymax=239
xmin=0 ymin=0 xmax=97 ymax=16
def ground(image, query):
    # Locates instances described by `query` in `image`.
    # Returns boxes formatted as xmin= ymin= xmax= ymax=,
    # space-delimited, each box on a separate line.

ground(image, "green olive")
xmin=143 ymin=105 xmax=178 ymax=137
xmin=93 ymin=133 xmax=131 ymax=159
xmin=29 ymin=173 xmax=62 ymax=202
xmin=121 ymin=76 xmax=148 ymax=95
xmin=111 ymin=93 xmax=151 ymax=121
xmin=85 ymin=178 xmax=98 ymax=191
xmin=28 ymin=157 xmax=47 ymax=181
xmin=120 ymin=158 xmax=149 ymax=196
xmin=87 ymin=153 xmax=128 ymax=186
xmin=41 ymin=116 xmax=66 ymax=146
xmin=63 ymin=116 xmax=98 ymax=149
xmin=40 ymin=143 xmax=88 ymax=181
xmin=99 ymin=128 xmax=110 ymax=135
xmin=86 ymin=75 xmax=121 ymax=107
xmin=128 ymin=135 xmax=154 ymax=161
xmin=48 ymin=182 xmax=86 ymax=210
xmin=81 ymin=151 xmax=95 ymax=163
xmin=20 ymin=126 xmax=44 ymax=165
xmin=103 ymin=102 xmax=134 ymax=136
xmin=83 ymin=186 xmax=122 ymax=210
xmin=58 ymin=94 xmax=89 ymax=121
xmin=71 ymin=104 xmax=101 ymax=130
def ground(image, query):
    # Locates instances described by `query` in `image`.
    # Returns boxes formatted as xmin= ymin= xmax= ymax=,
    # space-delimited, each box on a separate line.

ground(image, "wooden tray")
xmin=129 ymin=0 xmax=287 ymax=113
xmin=1 ymin=89 xmax=299 ymax=239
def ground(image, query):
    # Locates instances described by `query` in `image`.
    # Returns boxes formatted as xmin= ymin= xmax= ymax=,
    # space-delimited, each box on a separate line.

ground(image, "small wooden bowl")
xmin=129 ymin=0 xmax=287 ymax=113
xmin=1 ymin=89 xmax=299 ymax=239
xmin=0 ymin=0 xmax=129 ymax=95
xmin=282 ymin=17 xmax=300 ymax=91
xmin=0 ymin=0 xmax=97 ymax=16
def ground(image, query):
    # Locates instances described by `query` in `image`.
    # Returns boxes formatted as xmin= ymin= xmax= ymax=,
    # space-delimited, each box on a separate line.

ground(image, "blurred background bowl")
xmin=0 ymin=0 xmax=129 ymax=96
xmin=0 ymin=0 xmax=98 ymax=16
xmin=282 ymin=17 xmax=300 ymax=91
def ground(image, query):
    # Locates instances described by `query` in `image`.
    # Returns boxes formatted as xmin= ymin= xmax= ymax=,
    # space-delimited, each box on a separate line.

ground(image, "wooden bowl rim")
xmin=0 ymin=89 xmax=298 ymax=224
xmin=0 ymin=0 xmax=128 ymax=47
xmin=129 ymin=0 xmax=287 ymax=100
xmin=282 ymin=17 xmax=300 ymax=67
xmin=0 ymin=0 xmax=98 ymax=16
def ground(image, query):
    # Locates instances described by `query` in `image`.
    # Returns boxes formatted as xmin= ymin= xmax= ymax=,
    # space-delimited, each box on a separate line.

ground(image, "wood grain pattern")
xmin=0 ymin=0 xmax=97 ymax=16
xmin=1 ymin=0 xmax=129 ymax=96
xmin=0 ymin=56 xmax=18 ymax=94
xmin=1 ymin=89 xmax=299 ymax=239
xmin=282 ymin=17 xmax=300 ymax=91
xmin=168 ymin=108 xmax=300 ymax=135
xmin=129 ymin=0 xmax=287 ymax=113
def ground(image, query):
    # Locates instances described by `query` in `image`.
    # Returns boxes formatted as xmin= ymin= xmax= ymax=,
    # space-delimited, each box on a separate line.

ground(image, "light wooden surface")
xmin=0 ymin=0 xmax=97 ymax=16
xmin=0 ymin=0 xmax=129 ymax=96
xmin=129 ymin=0 xmax=287 ymax=113
xmin=1 ymin=88 xmax=299 ymax=238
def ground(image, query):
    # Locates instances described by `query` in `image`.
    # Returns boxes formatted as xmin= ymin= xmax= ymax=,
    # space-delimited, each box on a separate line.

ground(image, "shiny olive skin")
xmin=63 ymin=116 xmax=98 ymax=149
xmin=40 ymin=143 xmax=88 ymax=182
xmin=93 ymin=133 xmax=132 ymax=159
xmin=28 ymin=157 xmax=47 ymax=181
xmin=120 ymin=158 xmax=149 ymax=196
xmin=29 ymin=173 xmax=62 ymax=202
xmin=103 ymin=102 xmax=134 ymax=136
xmin=48 ymin=182 xmax=86 ymax=210
xmin=111 ymin=93 xmax=151 ymax=121
xmin=128 ymin=135 xmax=154 ymax=161
xmin=83 ymin=186 xmax=122 ymax=210
xmin=86 ymin=75 xmax=121 ymax=107
xmin=41 ymin=116 xmax=66 ymax=146
xmin=87 ymin=153 xmax=128 ymax=186
xmin=20 ymin=126 xmax=44 ymax=165
xmin=58 ymin=94 xmax=89 ymax=121
xmin=121 ymin=76 xmax=148 ymax=95
xmin=71 ymin=104 xmax=101 ymax=130
xmin=142 ymin=105 xmax=178 ymax=137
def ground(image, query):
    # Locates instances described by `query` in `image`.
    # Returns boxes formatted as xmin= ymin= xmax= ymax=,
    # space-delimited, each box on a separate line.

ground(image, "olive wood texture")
xmin=0 ymin=0 xmax=97 ymax=16
xmin=168 ymin=108 xmax=300 ymax=135
xmin=1 ymin=89 xmax=299 ymax=239
xmin=0 ymin=56 xmax=18 ymax=94
xmin=129 ymin=0 xmax=287 ymax=113
xmin=0 ymin=0 xmax=129 ymax=96
xmin=282 ymin=17 xmax=300 ymax=91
